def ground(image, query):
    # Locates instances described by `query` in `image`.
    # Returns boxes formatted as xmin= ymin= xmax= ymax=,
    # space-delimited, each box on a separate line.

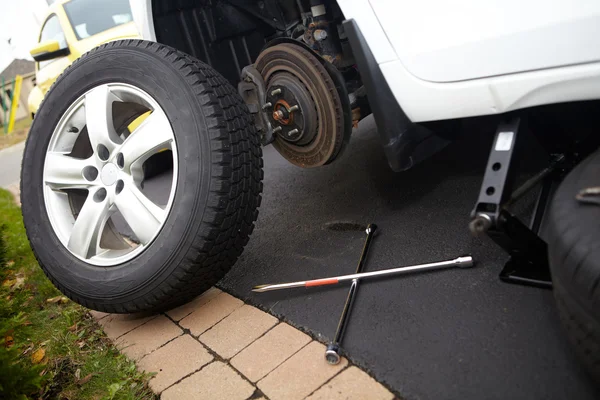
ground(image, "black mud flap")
xmin=343 ymin=19 xmax=449 ymax=171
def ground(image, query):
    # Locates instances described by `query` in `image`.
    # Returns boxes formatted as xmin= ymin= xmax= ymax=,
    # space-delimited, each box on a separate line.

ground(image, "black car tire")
xmin=21 ymin=40 xmax=263 ymax=313
xmin=547 ymin=148 xmax=600 ymax=384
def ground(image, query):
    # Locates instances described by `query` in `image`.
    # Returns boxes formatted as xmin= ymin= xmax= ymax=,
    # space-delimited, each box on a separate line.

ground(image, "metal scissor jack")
xmin=253 ymin=223 xmax=474 ymax=364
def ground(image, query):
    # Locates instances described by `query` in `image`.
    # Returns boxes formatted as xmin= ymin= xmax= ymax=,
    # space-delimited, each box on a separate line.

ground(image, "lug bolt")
xmin=272 ymin=126 xmax=282 ymax=133
xmin=288 ymin=105 xmax=299 ymax=113
xmin=271 ymin=88 xmax=282 ymax=96
xmin=288 ymin=128 xmax=299 ymax=136
xmin=262 ymin=102 xmax=272 ymax=110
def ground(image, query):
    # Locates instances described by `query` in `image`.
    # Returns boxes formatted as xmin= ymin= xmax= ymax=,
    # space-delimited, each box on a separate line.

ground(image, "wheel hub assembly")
xmin=255 ymin=42 xmax=346 ymax=168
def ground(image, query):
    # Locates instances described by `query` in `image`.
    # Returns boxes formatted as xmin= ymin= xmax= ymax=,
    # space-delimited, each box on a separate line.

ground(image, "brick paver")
xmin=161 ymin=361 xmax=255 ymax=400
xmin=200 ymin=305 xmax=278 ymax=359
xmin=138 ymin=335 xmax=213 ymax=392
xmin=166 ymin=287 xmax=222 ymax=322
xmin=75 ymin=287 xmax=395 ymax=400
xmin=306 ymin=366 xmax=394 ymax=400
xmin=99 ymin=314 xmax=156 ymax=339
xmin=117 ymin=315 xmax=182 ymax=360
xmin=231 ymin=322 xmax=311 ymax=382
xmin=257 ymin=341 xmax=348 ymax=400
xmin=179 ymin=292 xmax=243 ymax=336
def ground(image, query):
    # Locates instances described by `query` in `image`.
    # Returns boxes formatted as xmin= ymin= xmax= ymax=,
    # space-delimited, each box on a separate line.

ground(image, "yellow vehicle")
xmin=28 ymin=0 xmax=140 ymax=116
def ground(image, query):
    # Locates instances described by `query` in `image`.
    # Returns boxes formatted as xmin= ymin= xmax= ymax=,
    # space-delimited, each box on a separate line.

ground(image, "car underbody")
xmin=149 ymin=0 xmax=600 ymax=172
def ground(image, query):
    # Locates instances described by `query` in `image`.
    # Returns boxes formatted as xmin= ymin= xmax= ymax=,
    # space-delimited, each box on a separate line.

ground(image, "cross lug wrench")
xmin=252 ymin=227 xmax=476 ymax=366
xmin=325 ymin=223 xmax=377 ymax=365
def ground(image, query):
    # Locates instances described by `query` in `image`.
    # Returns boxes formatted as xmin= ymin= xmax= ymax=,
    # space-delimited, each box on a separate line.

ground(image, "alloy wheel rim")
xmin=42 ymin=83 xmax=178 ymax=266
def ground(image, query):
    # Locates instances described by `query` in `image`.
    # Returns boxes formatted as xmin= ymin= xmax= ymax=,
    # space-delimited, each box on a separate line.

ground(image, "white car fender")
xmin=338 ymin=0 xmax=600 ymax=122
xmin=130 ymin=0 xmax=156 ymax=42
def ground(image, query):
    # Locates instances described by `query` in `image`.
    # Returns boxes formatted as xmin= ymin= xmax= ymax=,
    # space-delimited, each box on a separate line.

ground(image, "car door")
xmin=36 ymin=14 xmax=73 ymax=95
xmin=368 ymin=0 xmax=600 ymax=83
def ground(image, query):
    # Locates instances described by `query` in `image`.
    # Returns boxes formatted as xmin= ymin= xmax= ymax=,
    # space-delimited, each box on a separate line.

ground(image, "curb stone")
xmin=90 ymin=288 xmax=396 ymax=399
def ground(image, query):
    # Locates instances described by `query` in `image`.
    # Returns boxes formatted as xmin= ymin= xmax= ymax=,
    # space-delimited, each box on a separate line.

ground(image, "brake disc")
xmin=255 ymin=43 xmax=346 ymax=168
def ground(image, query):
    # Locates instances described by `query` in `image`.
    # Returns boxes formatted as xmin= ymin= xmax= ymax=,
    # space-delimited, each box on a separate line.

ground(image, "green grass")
xmin=0 ymin=189 xmax=157 ymax=400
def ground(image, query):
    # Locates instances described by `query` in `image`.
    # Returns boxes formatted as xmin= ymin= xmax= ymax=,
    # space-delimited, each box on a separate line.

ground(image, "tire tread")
xmin=21 ymin=40 xmax=263 ymax=313
xmin=547 ymin=148 xmax=600 ymax=384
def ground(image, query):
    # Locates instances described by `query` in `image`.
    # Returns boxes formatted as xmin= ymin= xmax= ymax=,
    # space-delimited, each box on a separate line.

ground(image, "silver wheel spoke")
xmin=117 ymin=111 xmax=173 ymax=171
xmin=85 ymin=85 xmax=121 ymax=154
xmin=114 ymin=183 xmax=166 ymax=244
xmin=44 ymin=83 xmax=178 ymax=266
xmin=67 ymin=189 xmax=111 ymax=259
xmin=45 ymin=153 xmax=93 ymax=190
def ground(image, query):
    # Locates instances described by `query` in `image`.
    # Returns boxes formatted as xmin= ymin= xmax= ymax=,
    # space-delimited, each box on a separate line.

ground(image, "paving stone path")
xmin=91 ymin=288 xmax=395 ymax=399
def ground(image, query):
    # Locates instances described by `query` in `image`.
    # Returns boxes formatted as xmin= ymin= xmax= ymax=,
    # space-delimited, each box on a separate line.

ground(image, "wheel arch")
xmin=130 ymin=0 xmax=156 ymax=42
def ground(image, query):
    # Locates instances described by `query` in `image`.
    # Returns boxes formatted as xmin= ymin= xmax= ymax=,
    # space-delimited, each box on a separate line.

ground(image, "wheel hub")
xmin=265 ymin=73 xmax=317 ymax=145
xmin=100 ymin=163 xmax=119 ymax=186
xmin=272 ymin=100 xmax=292 ymax=124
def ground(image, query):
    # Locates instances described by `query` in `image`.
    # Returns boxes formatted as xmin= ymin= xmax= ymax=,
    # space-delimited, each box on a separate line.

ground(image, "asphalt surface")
xmin=219 ymin=116 xmax=599 ymax=400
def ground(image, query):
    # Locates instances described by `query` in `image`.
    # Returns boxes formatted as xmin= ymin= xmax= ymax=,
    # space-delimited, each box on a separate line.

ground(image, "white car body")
xmin=130 ymin=0 xmax=600 ymax=123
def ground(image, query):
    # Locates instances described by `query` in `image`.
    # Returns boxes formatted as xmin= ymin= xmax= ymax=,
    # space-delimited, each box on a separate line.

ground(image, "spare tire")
xmin=20 ymin=40 xmax=263 ymax=313
xmin=547 ymin=148 xmax=600 ymax=384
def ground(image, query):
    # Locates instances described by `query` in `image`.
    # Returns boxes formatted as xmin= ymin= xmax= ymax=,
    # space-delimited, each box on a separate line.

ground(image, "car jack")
xmin=469 ymin=118 xmax=572 ymax=288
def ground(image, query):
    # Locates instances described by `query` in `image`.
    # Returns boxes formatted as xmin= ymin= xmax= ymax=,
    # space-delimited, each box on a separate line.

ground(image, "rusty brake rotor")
xmin=255 ymin=43 xmax=346 ymax=168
